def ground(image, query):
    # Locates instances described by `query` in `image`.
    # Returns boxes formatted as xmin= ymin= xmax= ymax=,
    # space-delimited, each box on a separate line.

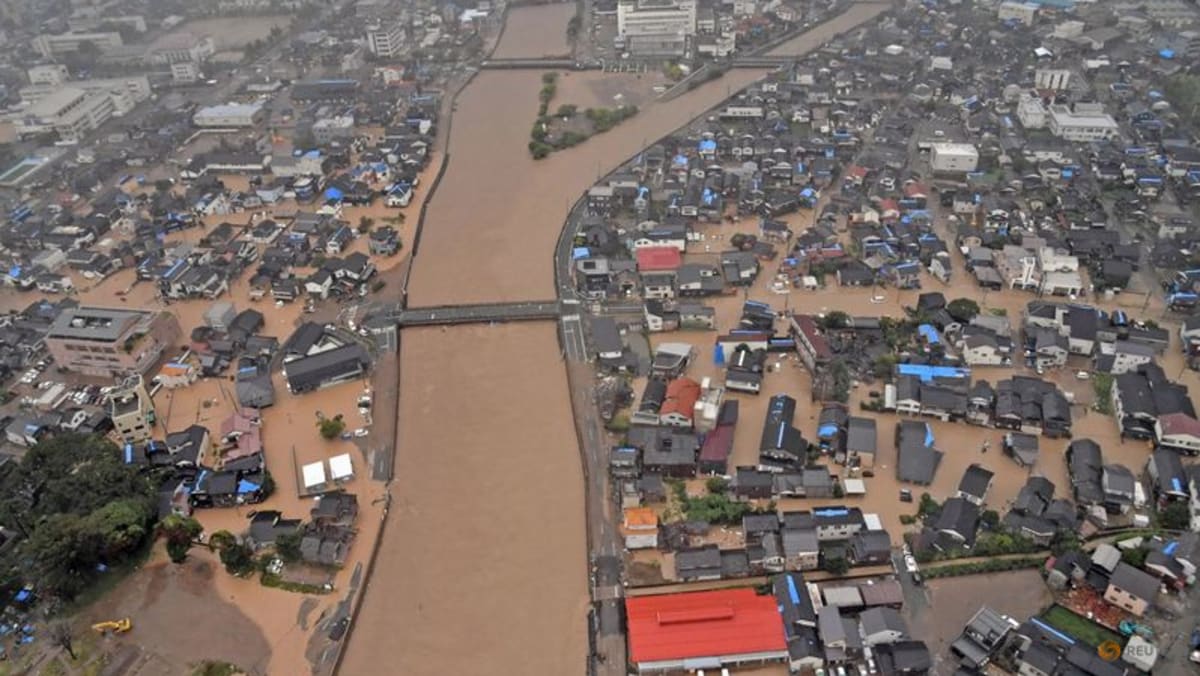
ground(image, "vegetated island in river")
xmin=529 ymin=73 xmax=638 ymax=159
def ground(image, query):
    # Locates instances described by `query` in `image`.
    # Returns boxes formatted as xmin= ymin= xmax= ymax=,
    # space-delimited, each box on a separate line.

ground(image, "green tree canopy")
xmin=947 ymin=298 xmax=981 ymax=322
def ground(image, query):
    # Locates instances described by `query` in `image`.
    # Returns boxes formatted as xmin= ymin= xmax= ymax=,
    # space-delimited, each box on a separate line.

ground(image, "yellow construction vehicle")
xmin=91 ymin=618 xmax=132 ymax=634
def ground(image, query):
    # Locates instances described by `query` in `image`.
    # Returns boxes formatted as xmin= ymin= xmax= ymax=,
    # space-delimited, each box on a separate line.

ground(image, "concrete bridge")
xmin=479 ymin=58 xmax=591 ymax=70
xmin=396 ymin=300 xmax=563 ymax=326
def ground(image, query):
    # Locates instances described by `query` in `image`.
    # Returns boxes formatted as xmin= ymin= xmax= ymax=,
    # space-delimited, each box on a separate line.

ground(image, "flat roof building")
xmin=193 ymin=103 xmax=266 ymax=128
xmin=1047 ymin=104 xmax=1120 ymax=142
xmin=47 ymin=306 xmax=181 ymax=378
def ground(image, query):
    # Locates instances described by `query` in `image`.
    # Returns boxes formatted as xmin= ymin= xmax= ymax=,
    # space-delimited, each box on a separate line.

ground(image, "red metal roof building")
xmin=636 ymin=246 xmax=683 ymax=273
xmin=625 ymin=588 xmax=788 ymax=673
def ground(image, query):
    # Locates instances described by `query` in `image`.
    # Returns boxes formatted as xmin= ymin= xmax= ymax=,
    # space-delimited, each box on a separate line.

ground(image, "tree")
xmin=1160 ymin=501 xmax=1191 ymax=530
xmin=822 ymin=556 xmax=850 ymax=576
xmin=980 ymin=509 xmax=1000 ymax=529
xmin=705 ymin=477 xmax=728 ymax=495
xmin=357 ymin=216 xmax=374 ymax=234
xmin=556 ymin=104 xmax=577 ymax=118
xmin=88 ymin=499 xmax=153 ymax=558
xmin=26 ymin=514 xmax=102 ymax=599
xmin=154 ymin=179 xmax=173 ymax=193
xmin=210 ymin=530 xmax=255 ymax=575
xmin=819 ymin=311 xmax=850 ymax=330
xmin=947 ymin=298 xmax=981 ymax=322
xmin=160 ymin=514 xmax=203 ymax=564
xmin=275 ymin=532 xmax=302 ymax=563
xmin=318 ymin=415 xmax=346 ymax=440
xmin=917 ymin=493 xmax=940 ymax=520
xmin=1121 ymin=547 xmax=1148 ymax=568
xmin=49 ymin=621 xmax=76 ymax=661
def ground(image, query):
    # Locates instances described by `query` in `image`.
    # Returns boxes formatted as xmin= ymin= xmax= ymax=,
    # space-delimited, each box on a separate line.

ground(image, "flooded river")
xmin=340 ymin=4 xmax=928 ymax=675
xmin=493 ymin=2 xmax=578 ymax=58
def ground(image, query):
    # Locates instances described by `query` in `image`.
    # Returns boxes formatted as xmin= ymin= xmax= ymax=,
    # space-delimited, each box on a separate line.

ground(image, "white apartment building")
xmin=193 ymin=102 xmax=265 ymax=128
xmin=171 ymin=61 xmax=200 ymax=83
xmin=618 ymin=0 xmax=696 ymax=57
xmin=1034 ymin=67 xmax=1070 ymax=91
xmin=1046 ymin=103 xmax=1119 ymax=142
xmin=146 ymin=32 xmax=214 ymax=65
xmin=33 ymin=31 xmax=123 ymax=58
xmin=930 ymin=143 xmax=979 ymax=174
xmin=19 ymin=87 xmax=117 ymax=144
xmin=20 ymin=75 xmax=151 ymax=108
xmin=365 ymin=22 xmax=405 ymax=58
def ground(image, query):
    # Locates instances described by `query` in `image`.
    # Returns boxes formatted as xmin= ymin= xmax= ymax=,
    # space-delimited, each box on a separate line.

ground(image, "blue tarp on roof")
xmin=13 ymin=590 xmax=31 ymax=603
xmin=897 ymin=363 xmax=969 ymax=382
xmin=324 ymin=187 xmax=344 ymax=201
xmin=1160 ymin=49 xmax=1175 ymax=59
xmin=918 ymin=324 xmax=941 ymax=345
xmin=814 ymin=508 xmax=848 ymax=517
xmin=238 ymin=479 xmax=260 ymax=494
xmin=924 ymin=424 xmax=934 ymax=447
xmin=818 ymin=423 xmax=839 ymax=438
xmin=713 ymin=343 xmax=725 ymax=366
xmin=124 ymin=444 xmax=133 ymax=464
xmin=572 ymin=247 xmax=590 ymax=259
xmin=698 ymin=139 xmax=717 ymax=152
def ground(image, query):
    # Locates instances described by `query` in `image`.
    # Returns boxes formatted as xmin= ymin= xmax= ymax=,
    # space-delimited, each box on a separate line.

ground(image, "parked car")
xmin=904 ymin=555 xmax=919 ymax=573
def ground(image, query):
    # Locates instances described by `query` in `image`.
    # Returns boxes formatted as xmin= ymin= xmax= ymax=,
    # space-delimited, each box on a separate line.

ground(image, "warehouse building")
xmin=625 ymin=588 xmax=788 ymax=673
xmin=930 ymin=143 xmax=979 ymax=174
xmin=193 ymin=103 xmax=266 ymax=128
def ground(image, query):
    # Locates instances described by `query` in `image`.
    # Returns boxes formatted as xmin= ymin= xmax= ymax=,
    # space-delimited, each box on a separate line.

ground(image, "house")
xmin=844 ymin=417 xmax=877 ymax=469
xmin=956 ymin=464 xmax=994 ymax=506
xmin=1103 ymin=562 xmax=1160 ymax=616
xmin=875 ymin=641 xmax=933 ymax=676
xmin=860 ymin=607 xmax=909 ymax=646
xmin=1156 ymin=412 xmax=1200 ymax=455
xmin=591 ymin=317 xmax=624 ymax=364
xmin=933 ymin=497 xmax=980 ymax=550
xmin=772 ymin=573 xmax=823 ymax=673
xmin=246 ymin=511 xmax=301 ymax=549
xmin=659 ymin=377 xmax=701 ymax=428
xmin=622 ymin=507 xmax=659 ymax=549
xmin=951 ymin=606 xmax=1014 ymax=669
xmin=310 ymin=492 xmax=359 ymax=528
xmin=849 ymin=530 xmax=892 ymax=566
xmin=895 ymin=420 xmax=943 ymax=485
xmin=782 ymin=527 xmax=820 ymax=571
xmin=164 ymin=424 xmax=211 ymax=467
xmin=812 ymin=506 xmax=865 ymax=541
xmin=675 ymin=545 xmax=723 ymax=581
xmin=282 ymin=343 xmax=370 ymax=394
xmin=1004 ymin=432 xmax=1039 ymax=467
xmin=1146 ymin=448 xmax=1190 ymax=506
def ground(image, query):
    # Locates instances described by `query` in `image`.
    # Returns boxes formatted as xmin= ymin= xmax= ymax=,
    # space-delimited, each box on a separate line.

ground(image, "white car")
xmin=353 ymin=428 xmax=369 ymax=438
xmin=904 ymin=555 xmax=919 ymax=573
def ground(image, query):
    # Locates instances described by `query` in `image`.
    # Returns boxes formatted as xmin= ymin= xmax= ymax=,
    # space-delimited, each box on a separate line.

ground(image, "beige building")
xmin=32 ymin=30 xmax=123 ymax=58
xmin=109 ymin=375 xmax=155 ymax=444
xmin=46 ymin=306 xmax=181 ymax=378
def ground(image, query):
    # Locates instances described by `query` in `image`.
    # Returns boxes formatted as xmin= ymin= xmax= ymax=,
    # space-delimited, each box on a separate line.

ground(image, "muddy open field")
xmin=339 ymin=324 xmax=589 ymax=675
xmin=157 ymin=15 xmax=293 ymax=51
xmin=493 ymin=2 xmax=578 ymax=58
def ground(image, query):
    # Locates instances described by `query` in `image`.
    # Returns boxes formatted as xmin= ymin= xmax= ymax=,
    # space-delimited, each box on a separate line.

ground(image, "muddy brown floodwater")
xmin=493 ymin=2 xmax=578 ymax=58
xmin=342 ymin=5 xmax=937 ymax=675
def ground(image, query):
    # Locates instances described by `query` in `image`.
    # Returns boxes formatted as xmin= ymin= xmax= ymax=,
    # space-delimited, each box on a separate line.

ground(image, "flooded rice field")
xmin=493 ymin=2 xmax=578 ymax=58
xmin=339 ymin=324 xmax=589 ymax=676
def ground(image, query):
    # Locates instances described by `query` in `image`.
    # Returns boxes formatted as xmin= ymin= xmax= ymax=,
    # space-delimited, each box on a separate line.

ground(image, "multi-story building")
xmin=46 ymin=306 xmax=181 ymax=379
xmin=146 ymin=32 xmax=214 ymax=65
xmin=109 ymin=375 xmax=155 ymax=444
xmin=365 ymin=22 xmax=405 ymax=58
xmin=997 ymin=1 xmax=1037 ymax=25
xmin=32 ymin=31 xmax=124 ymax=58
xmin=27 ymin=64 xmax=69 ymax=87
xmin=312 ymin=115 xmax=355 ymax=144
xmin=1046 ymin=103 xmax=1120 ymax=142
xmin=617 ymin=0 xmax=696 ymax=57
xmin=1034 ymin=67 xmax=1070 ymax=91
xmin=19 ymin=75 xmax=151 ymax=108
xmin=18 ymin=87 xmax=118 ymax=144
